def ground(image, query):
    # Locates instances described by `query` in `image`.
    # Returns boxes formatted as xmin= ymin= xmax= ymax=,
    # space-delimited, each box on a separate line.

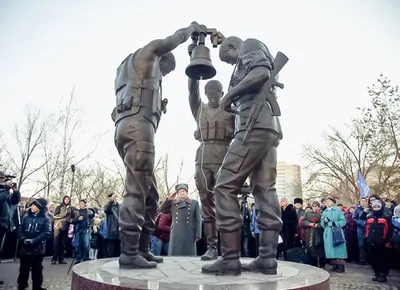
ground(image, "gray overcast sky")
xmin=0 ymin=0 xmax=399 ymax=188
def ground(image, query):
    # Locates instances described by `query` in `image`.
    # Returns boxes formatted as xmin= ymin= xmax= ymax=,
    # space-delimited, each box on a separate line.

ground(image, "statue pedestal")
xmin=72 ymin=257 xmax=330 ymax=290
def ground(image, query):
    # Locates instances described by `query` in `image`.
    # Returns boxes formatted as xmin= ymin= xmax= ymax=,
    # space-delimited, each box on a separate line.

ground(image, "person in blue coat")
xmin=352 ymin=197 xmax=368 ymax=264
xmin=250 ymin=205 xmax=260 ymax=256
xmin=321 ymin=196 xmax=347 ymax=273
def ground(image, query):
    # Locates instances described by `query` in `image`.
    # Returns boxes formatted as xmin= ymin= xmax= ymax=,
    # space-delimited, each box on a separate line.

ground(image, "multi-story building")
xmin=276 ymin=162 xmax=303 ymax=204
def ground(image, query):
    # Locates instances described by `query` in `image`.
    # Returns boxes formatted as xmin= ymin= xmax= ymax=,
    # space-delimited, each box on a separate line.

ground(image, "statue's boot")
xmin=242 ymin=230 xmax=279 ymax=275
xmin=138 ymin=230 xmax=163 ymax=263
xmin=119 ymin=234 xmax=157 ymax=269
xmin=201 ymin=231 xmax=241 ymax=275
xmin=201 ymin=222 xmax=218 ymax=261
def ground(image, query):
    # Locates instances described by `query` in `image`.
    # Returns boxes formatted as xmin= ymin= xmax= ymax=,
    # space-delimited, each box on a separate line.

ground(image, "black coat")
xmin=281 ymin=204 xmax=298 ymax=249
xmin=73 ymin=208 xmax=92 ymax=232
xmin=104 ymin=201 xmax=120 ymax=240
xmin=241 ymin=206 xmax=251 ymax=237
xmin=19 ymin=209 xmax=51 ymax=256
xmin=0 ymin=186 xmax=21 ymax=233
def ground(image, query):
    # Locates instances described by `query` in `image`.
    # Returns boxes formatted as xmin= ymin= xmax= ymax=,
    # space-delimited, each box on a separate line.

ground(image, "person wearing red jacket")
xmin=151 ymin=208 xmax=172 ymax=256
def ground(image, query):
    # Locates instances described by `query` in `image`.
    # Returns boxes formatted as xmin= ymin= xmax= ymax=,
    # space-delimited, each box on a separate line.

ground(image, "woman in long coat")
xmin=160 ymin=183 xmax=202 ymax=256
xmin=302 ymin=201 xmax=325 ymax=268
xmin=321 ymin=196 xmax=347 ymax=273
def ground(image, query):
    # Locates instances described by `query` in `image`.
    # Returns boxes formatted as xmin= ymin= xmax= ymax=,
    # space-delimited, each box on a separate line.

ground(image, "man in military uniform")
xmin=187 ymin=44 xmax=235 ymax=261
xmin=161 ymin=184 xmax=202 ymax=256
xmin=202 ymin=34 xmax=284 ymax=276
xmin=112 ymin=22 xmax=201 ymax=269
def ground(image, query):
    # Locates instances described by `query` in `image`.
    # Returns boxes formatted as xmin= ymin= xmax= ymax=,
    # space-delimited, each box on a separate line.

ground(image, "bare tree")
xmin=0 ymin=131 xmax=10 ymax=171
xmin=154 ymin=152 xmax=192 ymax=202
xmin=303 ymin=75 xmax=400 ymax=203
xmin=69 ymin=163 xmax=124 ymax=208
xmin=5 ymin=105 xmax=49 ymax=190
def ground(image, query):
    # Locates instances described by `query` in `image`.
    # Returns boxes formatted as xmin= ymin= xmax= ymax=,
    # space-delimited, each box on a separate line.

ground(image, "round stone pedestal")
xmin=72 ymin=257 xmax=330 ymax=290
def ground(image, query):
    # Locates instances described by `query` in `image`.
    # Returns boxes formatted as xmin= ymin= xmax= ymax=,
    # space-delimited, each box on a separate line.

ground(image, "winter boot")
xmin=336 ymin=264 xmax=345 ymax=273
xmin=201 ymin=231 xmax=241 ymax=275
xmin=201 ymin=222 xmax=218 ymax=261
xmin=377 ymin=273 xmax=387 ymax=283
xmin=242 ymin=230 xmax=279 ymax=275
xmin=138 ymin=230 xmax=163 ymax=263
xmin=372 ymin=272 xmax=379 ymax=282
xmin=119 ymin=234 xmax=157 ymax=269
xmin=329 ymin=263 xmax=338 ymax=272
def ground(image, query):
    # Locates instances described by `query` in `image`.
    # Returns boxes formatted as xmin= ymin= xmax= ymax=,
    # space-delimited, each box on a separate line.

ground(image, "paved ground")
xmin=0 ymin=257 xmax=399 ymax=289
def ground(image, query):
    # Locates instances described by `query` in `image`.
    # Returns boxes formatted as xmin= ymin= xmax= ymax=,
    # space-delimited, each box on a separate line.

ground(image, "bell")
xmin=185 ymin=45 xmax=216 ymax=80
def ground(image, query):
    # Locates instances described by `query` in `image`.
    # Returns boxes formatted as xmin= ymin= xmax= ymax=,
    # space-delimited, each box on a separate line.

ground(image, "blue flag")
xmin=357 ymin=171 xmax=370 ymax=198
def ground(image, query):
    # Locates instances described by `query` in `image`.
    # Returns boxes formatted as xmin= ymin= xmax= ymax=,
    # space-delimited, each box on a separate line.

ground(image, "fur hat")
xmin=175 ymin=183 xmax=189 ymax=193
xmin=325 ymin=196 xmax=336 ymax=204
xmin=32 ymin=198 xmax=48 ymax=210
xmin=294 ymin=198 xmax=303 ymax=205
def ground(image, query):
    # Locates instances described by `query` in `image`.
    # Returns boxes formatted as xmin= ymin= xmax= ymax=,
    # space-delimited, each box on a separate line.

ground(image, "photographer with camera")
xmin=0 ymin=171 xmax=21 ymax=285
xmin=72 ymin=199 xmax=94 ymax=264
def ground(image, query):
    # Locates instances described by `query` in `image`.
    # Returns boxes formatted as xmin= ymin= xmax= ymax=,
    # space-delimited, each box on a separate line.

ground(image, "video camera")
xmin=0 ymin=172 xmax=17 ymax=189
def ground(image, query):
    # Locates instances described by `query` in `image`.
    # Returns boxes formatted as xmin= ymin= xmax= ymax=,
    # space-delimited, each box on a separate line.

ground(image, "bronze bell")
xmin=185 ymin=45 xmax=216 ymax=80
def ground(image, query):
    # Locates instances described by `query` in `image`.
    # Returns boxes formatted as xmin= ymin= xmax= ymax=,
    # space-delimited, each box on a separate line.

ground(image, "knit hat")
xmin=325 ymin=196 xmax=336 ymax=204
xmin=372 ymin=200 xmax=382 ymax=209
xmin=175 ymin=183 xmax=189 ymax=193
xmin=32 ymin=198 xmax=48 ymax=210
xmin=294 ymin=198 xmax=303 ymax=205
xmin=394 ymin=205 xmax=400 ymax=217
xmin=312 ymin=201 xmax=320 ymax=208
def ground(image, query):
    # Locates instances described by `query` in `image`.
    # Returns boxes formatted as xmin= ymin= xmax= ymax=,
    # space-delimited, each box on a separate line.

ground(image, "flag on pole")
xmin=357 ymin=171 xmax=370 ymax=198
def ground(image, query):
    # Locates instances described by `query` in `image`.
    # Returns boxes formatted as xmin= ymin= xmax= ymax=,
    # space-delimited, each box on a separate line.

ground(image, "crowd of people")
xmin=277 ymin=195 xmax=399 ymax=284
xmin=1 ymin=169 xmax=400 ymax=288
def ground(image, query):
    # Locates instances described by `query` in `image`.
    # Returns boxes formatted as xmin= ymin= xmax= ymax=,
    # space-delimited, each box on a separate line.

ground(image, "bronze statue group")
xmin=112 ymin=21 xmax=288 ymax=276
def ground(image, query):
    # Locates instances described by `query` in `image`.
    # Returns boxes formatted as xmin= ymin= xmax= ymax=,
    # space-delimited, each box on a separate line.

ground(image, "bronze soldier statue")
xmin=202 ymin=33 xmax=285 ymax=276
xmin=112 ymin=22 xmax=201 ymax=269
xmin=187 ymin=44 xmax=235 ymax=261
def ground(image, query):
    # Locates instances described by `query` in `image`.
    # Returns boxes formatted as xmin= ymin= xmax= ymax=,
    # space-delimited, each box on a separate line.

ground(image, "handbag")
xmin=325 ymin=216 xmax=345 ymax=247
xmin=331 ymin=224 xmax=345 ymax=247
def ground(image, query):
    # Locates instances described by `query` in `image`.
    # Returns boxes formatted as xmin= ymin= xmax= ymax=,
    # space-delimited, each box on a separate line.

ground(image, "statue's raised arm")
xmin=143 ymin=22 xmax=201 ymax=58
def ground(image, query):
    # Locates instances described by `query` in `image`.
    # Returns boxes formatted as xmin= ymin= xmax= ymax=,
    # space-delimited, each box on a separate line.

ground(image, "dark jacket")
xmin=344 ymin=209 xmax=358 ymax=245
xmin=154 ymin=212 xmax=172 ymax=242
xmin=54 ymin=197 xmax=72 ymax=232
xmin=301 ymin=210 xmax=325 ymax=258
xmin=281 ymin=204 xmax=298 ymax=249
xmin=296 ymin=208 xmax=305 ymax=219
xmin=104 ymin=201 xmax=120 ymax=240
xmin=241 ymin=206 xmax=251 ymax=237
xmin=352 ymin=205 xmax=367 ymax=238
xmin=18 ymin=208 xmax=51 ymax=255
xmin=365 ymin=207 xmax=393 ymax=247
xmin=0 ymin=186 xmax=21 ymax=233
xmin=73 ymin=208 xmax=91 ymax=232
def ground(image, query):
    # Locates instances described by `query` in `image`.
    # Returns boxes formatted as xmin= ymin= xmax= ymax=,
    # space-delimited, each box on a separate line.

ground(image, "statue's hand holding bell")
xmin=209 ymin=31 xmax=225 ymax=46
xmin=191 ymin=21 xmax=201 ymax=35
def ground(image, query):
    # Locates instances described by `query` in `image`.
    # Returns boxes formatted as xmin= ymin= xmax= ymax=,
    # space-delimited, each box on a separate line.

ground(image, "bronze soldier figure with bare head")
xmin=201 ymin=33 xmax=287 ymax=276
xmin=112 ymin=22 xmax=201 ymax=269
xmin=187 ymin=43 xmax=235 ymax=261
